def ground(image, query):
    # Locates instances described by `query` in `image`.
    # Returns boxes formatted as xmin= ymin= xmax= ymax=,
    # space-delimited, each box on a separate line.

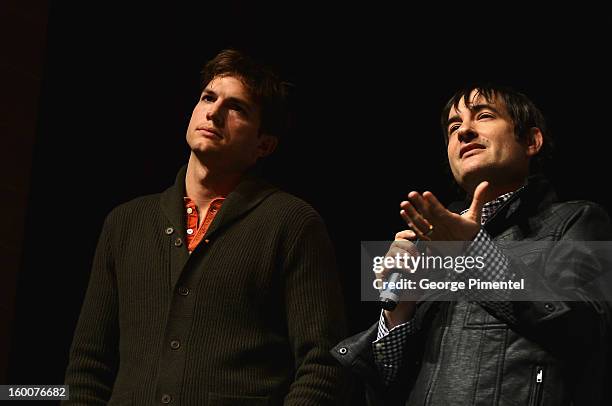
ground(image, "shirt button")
xmin=544 ymin=303 xmax=555 ymax=312
xmin=178 ymin=286 xmax=190 ymax=296
xmin=170 ymin=340 xmax=181 ymax=350
xmin=186 ymin=228 xmax=194 ymax=235
xmin=161 ymin=394 xmax=172 ymax=404
xmin=338 ymin=347 xmax=348 ymax=355
xmin=174 ymin=238 xmax=183 ymax=247
xmin=165 ymin=227 xmax=174 ymax=235
xmin=187 ymin=207 xmax=193 ymax=214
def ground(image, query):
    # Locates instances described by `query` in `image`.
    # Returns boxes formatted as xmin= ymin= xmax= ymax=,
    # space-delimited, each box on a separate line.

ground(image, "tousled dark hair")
xmin=441 ymin=84 xmax=552 ymax=173
xmin=200 ymin=49 xmax=289 ymax=138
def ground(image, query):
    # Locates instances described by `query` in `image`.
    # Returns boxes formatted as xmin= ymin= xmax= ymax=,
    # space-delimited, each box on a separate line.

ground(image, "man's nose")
xmin=457 ymin=123 xmax=477 ymax=143
xmin=205 ymin=102 xmax=224 ymax=125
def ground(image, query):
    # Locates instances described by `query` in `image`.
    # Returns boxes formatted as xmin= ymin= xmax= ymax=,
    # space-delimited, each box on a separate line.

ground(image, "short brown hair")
xmin=200 ymin=49 xmax=289 ymax=138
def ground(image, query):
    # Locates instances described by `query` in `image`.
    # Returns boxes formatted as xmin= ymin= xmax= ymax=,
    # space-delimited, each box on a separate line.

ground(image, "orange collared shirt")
xmin=183 ymin=197 xmax=225 ymax=253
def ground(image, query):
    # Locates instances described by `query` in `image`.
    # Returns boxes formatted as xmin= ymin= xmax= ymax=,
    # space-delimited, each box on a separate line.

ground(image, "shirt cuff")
xmin=372 ymin=310 xmax=418 ymax=385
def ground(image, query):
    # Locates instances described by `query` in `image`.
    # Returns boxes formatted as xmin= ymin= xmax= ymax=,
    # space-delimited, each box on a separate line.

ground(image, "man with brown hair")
xmin=64 ymin=49 xmax=348 ymax=405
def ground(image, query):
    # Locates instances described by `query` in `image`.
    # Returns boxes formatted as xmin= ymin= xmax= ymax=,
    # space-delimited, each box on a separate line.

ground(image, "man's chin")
xmin=187 ymin=146 xmax=220 ymax=164
xmin=457 ymin=169 xmax=491 ymax=192
xmin=189 ymin=142 xmax=222 ymax=155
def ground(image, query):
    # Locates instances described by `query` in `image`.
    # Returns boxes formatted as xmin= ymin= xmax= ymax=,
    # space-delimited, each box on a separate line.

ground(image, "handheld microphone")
xmin=379 ymin=239 xmax=424 ymax=311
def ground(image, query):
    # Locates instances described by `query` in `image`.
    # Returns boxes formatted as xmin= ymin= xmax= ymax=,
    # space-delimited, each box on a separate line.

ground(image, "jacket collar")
xmin=449 ymin=174 xmax=558 ymax=236
xmin=160 ymin=164 xmax=278 ymax=240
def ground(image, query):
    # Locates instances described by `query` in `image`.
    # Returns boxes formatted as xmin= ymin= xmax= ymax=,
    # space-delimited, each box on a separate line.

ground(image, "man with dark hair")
xmin=64 ymin=49 xmax=348 ymax=405
xmin=333 ymin=85 xmax=612 ymax=405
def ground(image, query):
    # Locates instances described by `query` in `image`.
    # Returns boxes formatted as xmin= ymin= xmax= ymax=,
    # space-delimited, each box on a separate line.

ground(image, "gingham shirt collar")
xmin=462 ymin=186 xmax=525 ymax=225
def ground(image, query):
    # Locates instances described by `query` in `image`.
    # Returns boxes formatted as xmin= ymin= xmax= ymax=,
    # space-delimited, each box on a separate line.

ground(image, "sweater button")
xmin=165 ymin=227 xmax=174 ymax=235
xmin=338 ymin=347 xmax=348 ymax=355
xmin=161 ymin=394 xmax=172 ymax=403
xmin=174 ymin=238 xmax=183 ymax=247
xmin=544 ymin=303 xmax=555 ymax=312
xmin=170 ymin=340 xmax=181 ymax=350
xmin=178 ymin=286 xmax=190 ymax=296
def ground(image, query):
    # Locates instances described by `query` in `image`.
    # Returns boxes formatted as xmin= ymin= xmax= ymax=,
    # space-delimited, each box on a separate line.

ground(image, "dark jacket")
xmin=333 ymin=175 xmax=612 ymax=406
xmin=64 ymin=166 xmax=348 ymax=405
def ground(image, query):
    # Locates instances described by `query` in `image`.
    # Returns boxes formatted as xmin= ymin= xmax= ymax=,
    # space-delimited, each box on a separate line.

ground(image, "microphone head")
xmin=379 ymin=279 xmax=401 ymax=310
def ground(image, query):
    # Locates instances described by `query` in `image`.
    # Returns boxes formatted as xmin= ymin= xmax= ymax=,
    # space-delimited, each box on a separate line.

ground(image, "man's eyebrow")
xmin=224 ymin=96 xmax=254 ymax=112
xmin=446 ymin=103 xmax=502 ymax=128
xmin=446 ymin=114 xmax=462 ymax=128
xmin=201 ymin=89 xmax=254 ymax=112
xmin=469 ymin=103 xmax=502 ymax=116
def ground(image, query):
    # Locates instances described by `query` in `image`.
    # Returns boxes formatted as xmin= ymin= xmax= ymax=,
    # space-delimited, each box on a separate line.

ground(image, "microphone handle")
xmin=379 ymin=239 xmax=423 ymax=311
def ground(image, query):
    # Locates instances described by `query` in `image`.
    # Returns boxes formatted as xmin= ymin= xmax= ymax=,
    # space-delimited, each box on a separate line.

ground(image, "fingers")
xmin=467 ymin=181 xmax=489 ymax=222
xmin=380 ymin=238 xmax=420 ymax=279
xmin=400 ymin=190 xmax=451 ymax=240
xmin=470 ymin=181 xmax=489 ymax=211
xmin=395 ymin=230 xmax=417 ymax=241
xmin=400 ymin=199 xmax=432 ymax=239
xmin=407 ymin=191 xmax=432 ymax=218
xmin=389 ymin=239 xmax=419 ymax=256
xmin=422 ymin=191 xmax=447 ymax=217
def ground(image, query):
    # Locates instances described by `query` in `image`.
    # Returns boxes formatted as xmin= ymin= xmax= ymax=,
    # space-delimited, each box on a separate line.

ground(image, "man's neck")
xmin=467 ymin=178 xmax=527 ymax=203
xmin=185 ymin=153 xmax=242 ymax=209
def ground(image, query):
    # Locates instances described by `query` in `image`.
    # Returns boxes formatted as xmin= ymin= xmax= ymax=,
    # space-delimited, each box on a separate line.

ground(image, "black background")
xmin=7 ymin=3 xmax=612 ymax=404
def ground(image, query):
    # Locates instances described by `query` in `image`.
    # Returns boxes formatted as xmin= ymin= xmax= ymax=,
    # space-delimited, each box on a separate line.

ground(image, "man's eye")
xmin=231 ymin=104 xmax=247 ymax=115
xmin=201 ymin=95 xmax=214 ymax=102
xmin=449 ymin=124 xmax=460 ymax=133
xmin=478 ymin=112 xmax=494 ymax=119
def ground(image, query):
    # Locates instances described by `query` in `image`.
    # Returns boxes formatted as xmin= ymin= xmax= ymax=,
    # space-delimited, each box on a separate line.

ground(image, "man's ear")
xmin=526 ymin=127 xmax=543 ymax=157
xmin=257 ymin=134 xmax=278 ymax=158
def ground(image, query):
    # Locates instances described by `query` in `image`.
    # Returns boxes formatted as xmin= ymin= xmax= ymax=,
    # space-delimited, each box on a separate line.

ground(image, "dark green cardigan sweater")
xmin=64 ymin=166 xmax=348 ymax=405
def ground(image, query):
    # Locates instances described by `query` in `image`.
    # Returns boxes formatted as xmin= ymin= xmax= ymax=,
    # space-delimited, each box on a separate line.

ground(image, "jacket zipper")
xmin=530 ymin=365 xmax=544 ymax=406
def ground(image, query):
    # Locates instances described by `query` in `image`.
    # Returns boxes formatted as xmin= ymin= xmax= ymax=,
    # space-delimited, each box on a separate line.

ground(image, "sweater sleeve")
xmin=63 ymin=213 xmax=119 ymax=405
xmin=282 ymin=211 xmax=350 ymax=405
